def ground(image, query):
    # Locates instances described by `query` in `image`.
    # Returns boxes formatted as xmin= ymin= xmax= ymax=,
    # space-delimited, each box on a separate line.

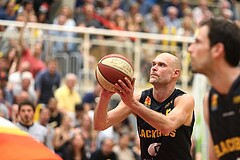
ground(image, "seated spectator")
xmin=143 ymin=4 xmax=162 ymax=33
xmin=164 ymin=6 xmax=181 ymax=30
xmin=13 ymin=90 xmax=32 ymax=105
xmin=0 ymin=0 xmax=17 ymax=21
xmin=0 ymin=13 xmax=27 ymax=57
xmin=75 ymin=3 xmax=102 ymax=28
xmin=0 ymin=56 xmax=9 ymax=73
xmin=8 ymin=61 xmax=31 ymax=91
xmin=52 ymin=114 xmax=75 ymax=158
xmin=73 ymin=103 xmax=85 ymax=127
xmin=76 ymin=114 xmax=98 ymax=156
xmin=48 ymin=97 xmax=63 ymax=128
xmin=17 ymin=0 xmax=35 ymax=19
xmin=0 ymin=70 xmax=13 ymax=106
xmin=15 ymin=101 xmax=49 ymax=146
xmin=0 ymin=103 xmax=9 ymax=119
xmin=53 ymin=5 xmax=76 ymax=26
xmin=90 ymin=138 xmax=117 ymax=160
xmin=35 ymin=59 xmax=61 ymax=105
xmin=12 ymin=71 xmax=37 ymax=105
xmin=0 ymin=87 xmax=9 ymax=119
xmin=50 ymin=5 xmax=77 ymax=54
xmin=134 ymin=0 xmax=154 ymax=16
xmin=126 ymin=2 xmax=143 ymax=32
xmin=177 ymin=16 xmax=195 ymax=37
xmin=113 ymin=133 xmax=135 ymax=160
xmin=28 ymin=14 xmax=44 ymax=41
xmin=54 ymin=73 xmax=81 ymax=119
xmin=82 ymin=81 xmax=101 ymax=113
xmin=162 ymin=0 xmax=183 ymax=18
xmin=33 ymin=1 xmax=51 ymax=23
xmin=38 ymin=106 xmax=54 ymax=150
xmin=19 ymin=22 xmax=46 ymax=78
xmin=9 ymin=104 xmax=19 ymax=123
xmin=213 ymin=0 xmax=231 ymax=18
xmin=4 ymin=47 xmax=21 ymax=75
xmin=62 ymin=132 xmax=88 ymax=160
xmin=37 ymin=4 xmax=49 ymax=23
xmin=132 ymin=135 xmax=141 ymax=160
xmin=192 ymin=0 xmax=212 ymax=25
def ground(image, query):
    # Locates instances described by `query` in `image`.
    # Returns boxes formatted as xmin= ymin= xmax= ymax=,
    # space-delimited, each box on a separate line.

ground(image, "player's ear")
xmin=173 ymin=69 xmax=180 ymax=78
xmin=211 ymin=42 xmax=224 ymax=59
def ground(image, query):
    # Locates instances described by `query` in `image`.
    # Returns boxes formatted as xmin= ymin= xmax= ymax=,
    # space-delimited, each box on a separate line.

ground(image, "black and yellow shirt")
xmin=208 ymin=75 xmax=240 ymax=160
xmin=137 ymin=88 xmax=194 ymax=160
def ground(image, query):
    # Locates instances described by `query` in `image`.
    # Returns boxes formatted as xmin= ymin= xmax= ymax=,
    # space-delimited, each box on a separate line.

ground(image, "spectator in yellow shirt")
xmin=54 ymin=73 xmax=81 ymax=119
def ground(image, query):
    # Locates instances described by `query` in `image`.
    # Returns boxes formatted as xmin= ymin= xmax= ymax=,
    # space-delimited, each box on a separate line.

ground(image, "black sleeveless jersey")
xmin=208 ymin=75 xmax=240 ymax=160
xmin=137 ymin=88 xmax=194 ymax=160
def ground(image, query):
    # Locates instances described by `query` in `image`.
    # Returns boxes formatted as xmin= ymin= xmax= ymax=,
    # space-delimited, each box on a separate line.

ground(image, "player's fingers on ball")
xmin=117 ymin=79 xmax=127 ymax=89
xmin=124 ymin=77 xmax=132 ymax=88
xmin=114 ymin=83 xmax=123 ymax=92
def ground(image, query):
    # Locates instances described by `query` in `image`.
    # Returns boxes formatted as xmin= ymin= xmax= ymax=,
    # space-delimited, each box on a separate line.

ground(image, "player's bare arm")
xmin=116 ymin=77 xmax=194 ymax=135
xmin=93 ymin=88 xmax=132 ymax=131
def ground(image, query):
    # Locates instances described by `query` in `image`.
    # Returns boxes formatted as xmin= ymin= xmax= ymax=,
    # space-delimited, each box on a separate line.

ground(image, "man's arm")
xmin=19 ymin=21 xmax=28 ymax=52
xmin=115 ymin=77 xmax=194 ymax=135
xmin=126 ymin=93 xmax=194 ymax=134
xmin=93 ymin=89 xmax=132 ymax=130
xmin=203 ymin=93 xmax=218 ymax=160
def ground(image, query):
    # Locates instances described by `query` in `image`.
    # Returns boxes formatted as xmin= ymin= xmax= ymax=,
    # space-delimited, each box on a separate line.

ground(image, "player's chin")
xmin=191 ymin=66 xmax=202 ymax=74
xmin=149 ymin=78 xmax=156 ymax=84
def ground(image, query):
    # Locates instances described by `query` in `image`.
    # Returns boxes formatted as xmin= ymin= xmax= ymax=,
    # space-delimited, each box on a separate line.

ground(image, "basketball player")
xmin=94 ymin=53 xmax=195 ymax=160
xmin=188 ymin=18 xmax=240 ymax=160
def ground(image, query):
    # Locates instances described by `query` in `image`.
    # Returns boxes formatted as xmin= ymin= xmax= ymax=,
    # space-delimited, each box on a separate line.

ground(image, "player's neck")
xmin=209 ymin=67 xmax=240 ymax=94
xmin=153 ymin=84 xmax=175 ymax=103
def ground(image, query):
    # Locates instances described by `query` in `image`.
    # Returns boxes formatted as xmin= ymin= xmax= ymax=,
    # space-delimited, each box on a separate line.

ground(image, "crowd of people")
xmin=0 ymin=0 xmax=239 ymax=160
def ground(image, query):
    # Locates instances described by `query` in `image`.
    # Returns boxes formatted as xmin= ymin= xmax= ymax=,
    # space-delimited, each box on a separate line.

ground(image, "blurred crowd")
xmin=0 ymin=0 xmax=239 ymax=160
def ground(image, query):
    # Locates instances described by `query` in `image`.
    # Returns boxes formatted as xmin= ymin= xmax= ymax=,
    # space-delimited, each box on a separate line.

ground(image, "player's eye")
xmin=159 ymin=62 xmax=166 ymax=67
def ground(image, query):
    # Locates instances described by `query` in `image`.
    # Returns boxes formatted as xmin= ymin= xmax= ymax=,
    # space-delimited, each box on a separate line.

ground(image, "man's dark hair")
xmin=75 ymin=103 xmax=84 ymax=112
xmin=18 ymin=100 xmax=35 ymax=112
xmin=200 ymin=18 xmax=240 ymax=67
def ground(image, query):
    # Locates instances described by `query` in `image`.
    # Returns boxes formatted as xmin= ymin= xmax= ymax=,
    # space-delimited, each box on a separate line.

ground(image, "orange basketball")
xmin=95 ymin=54 xmax=134 ymax=92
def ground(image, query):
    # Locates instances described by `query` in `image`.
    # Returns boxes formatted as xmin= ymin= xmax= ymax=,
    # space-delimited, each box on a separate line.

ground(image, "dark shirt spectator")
xmin=35 ymin=59 xmax=61 ymax=105
xmin=62 ymin=133 xmax=88 ymax=160
xmin=162 ymin=0 xmax=183 ymax=18
xmin=48 ymin=97 xmax=63 ymax=128
xmin=75 ymin=3 xmax=102 ymax=28
xmin=90 ymin=138 xmax=117 ymax=160
xmin=0 ymin=70 xmax=13 ymax=105
xmin=0 ymin=1 xmax=17 ymax=21
xmin=82 ymin=82 xmax=101 ymax=112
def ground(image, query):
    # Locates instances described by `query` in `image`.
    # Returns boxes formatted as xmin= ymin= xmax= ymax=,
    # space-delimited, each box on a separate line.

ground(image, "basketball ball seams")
xmin=100 ymin=57 xmax=134 ymax=78
xmin=99 ymin=54 xmax=133 ymax=70
xmin=98 ymin=64 xmax=131 ymax=84
xmin=95 ymin=54 xmax=134 ymax=92
xmin=95 ymin=66 xmax=116 ymax=92
xmin=100 ymin=54 xmax=131 ymax=63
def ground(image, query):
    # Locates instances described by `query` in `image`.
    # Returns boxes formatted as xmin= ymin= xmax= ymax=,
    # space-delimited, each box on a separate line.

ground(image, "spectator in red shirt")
xmin=19 ymin=22 xmax=46 ymax=78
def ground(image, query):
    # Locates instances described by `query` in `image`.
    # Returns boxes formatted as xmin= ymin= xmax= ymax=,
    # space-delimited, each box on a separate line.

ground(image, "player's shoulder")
xmin=179 ymin=93 xmax=194 ymax=101
xmin=175 ymin=92 xmax=194 ymax=106
xmin=175 ymin=88 xmax=194 ymax=99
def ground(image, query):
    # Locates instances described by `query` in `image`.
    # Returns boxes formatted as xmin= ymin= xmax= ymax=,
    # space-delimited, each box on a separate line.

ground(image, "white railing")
xmin=0 ymin=20 xmax=195 ymax=92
